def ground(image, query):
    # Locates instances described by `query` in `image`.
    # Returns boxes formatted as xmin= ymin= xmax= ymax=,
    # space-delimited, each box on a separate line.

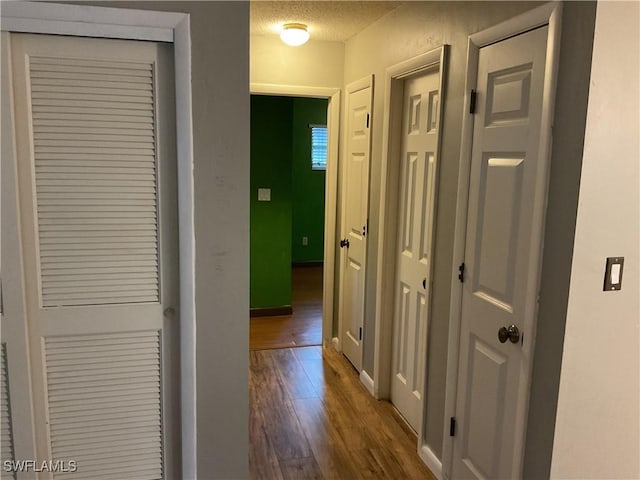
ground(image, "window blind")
xmin=311 ymin=125 xmax=327 ymax=170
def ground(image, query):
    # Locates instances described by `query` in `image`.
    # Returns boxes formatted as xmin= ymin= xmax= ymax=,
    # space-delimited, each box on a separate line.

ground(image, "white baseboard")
xmin=331 ymin=336 xmax=341 ymax=351
xmin=359 ymin=369 xmax=375 ymax=397
xmin=419 ymin=444 xmax=443 ymax=480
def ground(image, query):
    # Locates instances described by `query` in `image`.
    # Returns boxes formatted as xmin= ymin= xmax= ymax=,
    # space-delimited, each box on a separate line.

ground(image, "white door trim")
xmin=441 ymin=3 xmax=562 ymax=479
xmin=249 ymin=83 xmax=341 ymax=350
xmin=0 ymin=1 xmax=179 ymax=41
xmin=373 ymin=47 xmax=447 ymax=480
xmin=0 ymin=3 xmax=197 ymax=478
xmin=1 ymin=32 xmax=39 ymax=467
xmin=251 ymin=83 xmax=340 ymax=99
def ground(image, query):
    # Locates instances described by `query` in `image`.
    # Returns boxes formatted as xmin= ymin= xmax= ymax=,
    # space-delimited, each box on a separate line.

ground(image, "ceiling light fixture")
xmin=280 ymin=23 xmax=310 ymax=47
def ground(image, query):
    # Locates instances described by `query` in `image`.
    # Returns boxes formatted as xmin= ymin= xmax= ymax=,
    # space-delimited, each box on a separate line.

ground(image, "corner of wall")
xmin=523 ymin=2 xmax=597 ymax=478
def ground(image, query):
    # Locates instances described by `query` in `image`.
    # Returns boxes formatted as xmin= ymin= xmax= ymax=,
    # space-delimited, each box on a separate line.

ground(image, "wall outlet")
xmin=302 ymin=236 xmax=308 ymax=246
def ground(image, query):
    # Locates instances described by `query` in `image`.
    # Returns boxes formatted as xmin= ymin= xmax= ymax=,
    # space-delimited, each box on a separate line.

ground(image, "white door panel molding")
xmin=442 ymin=3 xmax=562 ymax=479
xmin=339 ymin=75 xmax=373 ymax=372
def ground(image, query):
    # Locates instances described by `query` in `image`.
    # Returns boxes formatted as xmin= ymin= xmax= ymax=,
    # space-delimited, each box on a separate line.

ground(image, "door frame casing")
xmin=249 ymin=83 xmax=341 ymax=350
xmin=441 ymin=3 xmax=563 ymax=479
xmin=0 ymin=3 xmax=197 ymax=478
xmin=372 ymin=46 xmax=447 ymax=479
xmin=1 ymin=32 xmax=39 ymax=467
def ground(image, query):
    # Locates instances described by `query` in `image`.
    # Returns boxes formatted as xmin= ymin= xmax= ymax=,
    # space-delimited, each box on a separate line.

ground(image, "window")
xmin=310 ymin=125 xmax=328 ymax=170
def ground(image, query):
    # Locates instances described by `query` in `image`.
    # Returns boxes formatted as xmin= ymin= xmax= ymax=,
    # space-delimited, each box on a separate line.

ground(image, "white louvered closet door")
xmin=1 ymin=344 xmax=16 ymax=480
xmin=10 ymin=34 xmax=179 ymax=479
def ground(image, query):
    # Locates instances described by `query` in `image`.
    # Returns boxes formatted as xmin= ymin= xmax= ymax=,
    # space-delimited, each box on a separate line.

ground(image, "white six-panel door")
xmin=339 ymin=76 xmax=373 ymax=372
xmin=452 ymin=26 xmax=549 ymax=479
xmin=390 ymin=68 xmax=440 ymax=433
xmin=9 ymin=33 xmax=179 ymax=479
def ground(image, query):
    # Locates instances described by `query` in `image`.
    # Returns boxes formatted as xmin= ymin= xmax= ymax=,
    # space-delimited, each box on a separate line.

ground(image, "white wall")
xmin=550 ymin=2 xmax=640 ymax=478
xmin=251 ymin=35 xmax=344 ymax=88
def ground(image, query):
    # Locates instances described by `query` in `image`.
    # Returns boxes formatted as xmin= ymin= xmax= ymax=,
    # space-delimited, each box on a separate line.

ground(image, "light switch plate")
xmin=603 ymin=257 xmax=624 ymax=291
xmin=258 ymin=188 xmax=271 ymax=202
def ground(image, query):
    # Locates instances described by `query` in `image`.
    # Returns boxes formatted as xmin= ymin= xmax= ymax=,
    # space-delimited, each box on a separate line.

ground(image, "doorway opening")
xmin=370 ymin=47 xmax=447 ymax=474
xmin=249 ymin=94 xmax=330 ymax=351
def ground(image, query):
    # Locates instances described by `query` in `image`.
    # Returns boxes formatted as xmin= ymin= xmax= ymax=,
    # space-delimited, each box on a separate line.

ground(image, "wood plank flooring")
xmin=249 ymin=345 xmax=437 ymax=480
xmin=250 ymin=266 xmax=323 ymax=350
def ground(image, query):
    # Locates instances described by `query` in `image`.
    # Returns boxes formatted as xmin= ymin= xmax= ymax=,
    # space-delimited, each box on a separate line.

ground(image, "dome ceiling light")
xmin=280 ymin=23 xmax=310 ymax=47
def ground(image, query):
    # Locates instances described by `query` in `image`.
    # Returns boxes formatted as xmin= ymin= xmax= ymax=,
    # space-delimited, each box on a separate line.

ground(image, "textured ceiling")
xmin=250 ymin=1 xmax=403 ymax=43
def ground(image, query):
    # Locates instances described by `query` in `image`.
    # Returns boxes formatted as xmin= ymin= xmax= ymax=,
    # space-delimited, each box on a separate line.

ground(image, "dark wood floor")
xmin=250 ymin=266 xmax=323 ymax=350
xmin=249 ymin=265 xmax=434 ymax=479
xmin=249 ymin=346 xmax=437 ymax=480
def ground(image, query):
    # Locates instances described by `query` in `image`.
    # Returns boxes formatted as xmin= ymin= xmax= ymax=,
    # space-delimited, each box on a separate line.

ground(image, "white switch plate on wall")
xmin=258 ymin=188 xmax=271 ymax=201
xmin=603 ymin=256 xmax=624 ymax=291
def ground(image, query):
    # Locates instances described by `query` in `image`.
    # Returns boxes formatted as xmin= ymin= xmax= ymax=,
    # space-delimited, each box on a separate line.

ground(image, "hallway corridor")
xmin=250 ymin=266 xmax=323 ymax=350
xmin=249 ymin=345 xmax=437 ymax=479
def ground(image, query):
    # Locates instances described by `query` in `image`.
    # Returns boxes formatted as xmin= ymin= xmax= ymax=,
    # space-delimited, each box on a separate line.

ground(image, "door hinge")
xmin=366 ymin=113 xmax=370 ymax=128
xmin=362 ymin=218 xmax=369 ymax=236
xmin=470 ymin=89 xmax=477 ymax=114
xmin=359 ymin=327 xmax=363 ymax=341
xmin=450 ymin=417 xmax=456 ymax=436
xmin=458 ymin=262 xmax=466 ymax=283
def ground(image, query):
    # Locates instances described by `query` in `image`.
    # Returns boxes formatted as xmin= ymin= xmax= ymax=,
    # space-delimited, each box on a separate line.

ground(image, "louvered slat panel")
xmin=46 ymin=332 xmax=163 ymax=480
xmin=29 ymin=55 xmax=159 ymax=307
xmin=1 ymin=344 xmax=16 ymax=478
xmin=38 ymin=185 xmax=155 ymax=195
xmin=49 ymin=389 xmax=160 ymax=406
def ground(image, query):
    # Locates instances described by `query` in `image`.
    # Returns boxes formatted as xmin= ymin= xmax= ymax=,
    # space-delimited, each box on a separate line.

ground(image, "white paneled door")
xmin=9 ymin=33 xmax=179 ymax=479
xmin=390 ymin=68 xmax=440 ymax=433
xmin=452 ymin=26 xmax=549 ymax=479
xmin=339 ymin=76 xmax=373 ymax=372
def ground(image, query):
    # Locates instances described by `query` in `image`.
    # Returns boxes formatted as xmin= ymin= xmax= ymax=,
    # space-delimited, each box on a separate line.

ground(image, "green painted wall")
xmin=291 ymin=98 xmax=328 ymax=263
xmin=250 ymin=95 xmax=293 ymax=308
xmin=250 ymin=96 xmax=327 ymax=309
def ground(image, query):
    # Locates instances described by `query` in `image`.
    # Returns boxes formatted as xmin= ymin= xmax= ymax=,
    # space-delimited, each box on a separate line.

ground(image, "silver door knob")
xmin=498 ymin=324 xmax=520 ymax=344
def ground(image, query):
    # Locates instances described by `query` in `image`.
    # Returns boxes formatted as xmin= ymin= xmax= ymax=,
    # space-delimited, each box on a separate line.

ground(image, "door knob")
xmin=339 ymin=238 xmax=350 ymax=248
xmin=498 ymin=324 xmax=520 ymax=344
xmin=422 ymin=278 xmax=427 ymax=289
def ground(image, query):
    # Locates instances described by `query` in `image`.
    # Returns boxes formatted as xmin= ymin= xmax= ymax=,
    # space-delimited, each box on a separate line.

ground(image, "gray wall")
xmin=87 ymin=2 xmax=250 ymax=478
xmin=187 ymin=3 xmax=248 ymax=477
xmin=524 ymin=2 xmax=597 ymax=478
xmin=343 ymin=0 xmax=597 ymax=461
xmin=550 ymin=1 xmax=639 ymax=477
